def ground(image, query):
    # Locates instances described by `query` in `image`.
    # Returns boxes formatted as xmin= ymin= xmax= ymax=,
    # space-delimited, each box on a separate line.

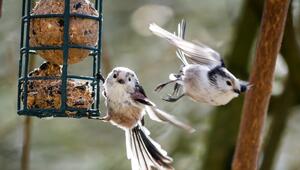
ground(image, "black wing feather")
xmin=131 ymin=83 xmax=155 ymax=106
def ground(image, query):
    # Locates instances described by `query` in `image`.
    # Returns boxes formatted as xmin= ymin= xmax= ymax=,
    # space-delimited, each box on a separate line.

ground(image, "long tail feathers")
xmin=146 ymin=106 xmax=195 ymax=133
xmin=126 ymin=125 xmax=174 ymax=170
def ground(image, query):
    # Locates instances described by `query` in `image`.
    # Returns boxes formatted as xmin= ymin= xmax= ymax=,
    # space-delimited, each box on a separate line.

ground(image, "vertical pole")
xmin=21 ymin=1 xmax=35 ymax=168
xmin=0 ymin=0 xmax=3 ymax=18
xmin=61 ymin=0 xmax=70 ymax=113
xmin=21 ymin=56 xmax=36 ymax=170
xmin=91 ymin=0 xmax=98 ymax=112
xmin=232 ymin=0 xmax=290 ymax=170
xmin=21 ymin=117 xmax=32 ymax=170
xmin=96 ymin=0 xmax=103 ymax=115
xmin=23 ymin=0 xmax=32 ymax=111
xmin=18 ymin=0 xmax=27 ymax=111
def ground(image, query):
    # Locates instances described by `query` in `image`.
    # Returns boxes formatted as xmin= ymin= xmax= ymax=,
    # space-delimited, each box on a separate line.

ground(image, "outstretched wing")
xmin=149 ymin=21 xmax=224 ymax=67
xmin=175 ymin=20 xmax=189 ymax=66
xmin=131 ymin=84 xmax=195 ymax=133
xmin=145 ymin=106 xmax=195 ymax=133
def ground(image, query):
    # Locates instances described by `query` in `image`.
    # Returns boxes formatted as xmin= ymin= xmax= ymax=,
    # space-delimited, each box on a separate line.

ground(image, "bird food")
xmin=23 ymin=62 xmax=94 ymax=115
xmin=29 ymin=0 xmax=99 ymax=64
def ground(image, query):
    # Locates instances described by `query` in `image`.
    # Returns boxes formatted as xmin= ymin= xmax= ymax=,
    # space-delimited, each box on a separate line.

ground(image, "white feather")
xmin=169 ymin=74 xmax=178 ymax=81
xmin=149 ymin=23 xmax=222 ymax=67
xmin=145 ymin=106 xmax=195 ymax=133
xmin=126 ymin=130 xmax=132 ymax=159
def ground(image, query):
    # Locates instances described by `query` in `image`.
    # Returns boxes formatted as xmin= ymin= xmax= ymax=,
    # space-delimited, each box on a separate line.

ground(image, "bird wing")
xmin=175 ymin=20 xmax=189 ymax=66
xmin=131 ymin=84 xmax=195 ymax=133
xmin=149 ymin=21 xmax=224 ymax=67
xmin=145 ymin=106 xmax=195 ymax=133
xmin=131 ymin=84 xmax=156 ymax=106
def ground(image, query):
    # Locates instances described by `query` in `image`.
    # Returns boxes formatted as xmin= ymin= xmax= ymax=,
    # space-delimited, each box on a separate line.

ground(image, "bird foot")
xmin=154 ymin=83 xmax=167 ymax=92
xmin=154 ymin=80 xmax=176 ymax=92
xmin=163 ymin=94 xmax=184 ymax=102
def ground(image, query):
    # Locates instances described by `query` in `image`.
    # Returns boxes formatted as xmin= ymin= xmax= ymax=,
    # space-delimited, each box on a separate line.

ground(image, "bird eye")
xmin=113 ymin=74 xmax=117 ymax=78
xmin=226 ymin=80 xmax=232 ymax=86
xmin=128 ymin=77 xmax=131 ymax=81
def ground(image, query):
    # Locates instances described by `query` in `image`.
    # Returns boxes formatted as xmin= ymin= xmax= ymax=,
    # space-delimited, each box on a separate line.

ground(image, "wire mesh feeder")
xmin=18 ymin=0 xmax=103 ymax=118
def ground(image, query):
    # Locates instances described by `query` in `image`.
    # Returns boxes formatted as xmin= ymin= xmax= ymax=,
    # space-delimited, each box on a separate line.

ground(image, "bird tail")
xmin=125 ymin=125 xmax=174 ymax=170
xmin=149 ymin=20 xmax=189 ymax=66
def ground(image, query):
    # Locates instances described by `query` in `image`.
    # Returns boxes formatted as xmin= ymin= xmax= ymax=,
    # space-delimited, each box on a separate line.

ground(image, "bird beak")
xmin=238 ymin=80 xmax=251 ymax=93
xmin=117 ymin=79 xmax=125 ymax=84
xmin=240 ymin=84 xmax=248 ymax=93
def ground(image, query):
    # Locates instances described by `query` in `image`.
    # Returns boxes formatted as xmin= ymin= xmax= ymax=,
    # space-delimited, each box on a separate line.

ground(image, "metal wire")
xmin=17 ymin=0 xmax=103 ymax=118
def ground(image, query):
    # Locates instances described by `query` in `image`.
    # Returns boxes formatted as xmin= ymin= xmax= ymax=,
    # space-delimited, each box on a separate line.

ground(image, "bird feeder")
xmin=17 ymin=0 xmax=103 ymax=118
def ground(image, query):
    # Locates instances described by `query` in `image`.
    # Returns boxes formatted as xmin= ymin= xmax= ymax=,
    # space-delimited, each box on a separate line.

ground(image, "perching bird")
xmin=91 ymin=67 xmax=194 ymax=170
xmin=149 ymin=20 xmax=249 ymax=106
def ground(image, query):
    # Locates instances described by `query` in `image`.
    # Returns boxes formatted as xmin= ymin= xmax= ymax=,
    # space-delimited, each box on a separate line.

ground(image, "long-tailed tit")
xmin=91 ymin=67 xmax=194 ymax=170
xmin=149 ymin=20 xmax=249 ymax=106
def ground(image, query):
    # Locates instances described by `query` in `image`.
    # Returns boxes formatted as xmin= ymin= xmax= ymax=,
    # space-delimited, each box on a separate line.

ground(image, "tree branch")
xmin=232 ymin=0 xmax=290 ymax=170
xmin=261 ymin=6 xmax=300 ymax=170
xmin=202 ymin=1 xmax=262 ymax=169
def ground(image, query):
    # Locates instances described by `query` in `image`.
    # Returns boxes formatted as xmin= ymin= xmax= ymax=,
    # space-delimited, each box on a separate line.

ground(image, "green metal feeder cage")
xmin=17 ymin=0 xmax=103 ymax=118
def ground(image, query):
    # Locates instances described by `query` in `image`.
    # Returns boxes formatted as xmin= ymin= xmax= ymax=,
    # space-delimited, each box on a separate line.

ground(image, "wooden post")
xmin=21 ymin=117 xmax=32 ymax=170
xmin=0 ymin=0 xmax=3 ymax=18
xmin=21 ymin=57 xmax=36 ymax=170
xmin=232 ymin=0 xmax=290 ymax=170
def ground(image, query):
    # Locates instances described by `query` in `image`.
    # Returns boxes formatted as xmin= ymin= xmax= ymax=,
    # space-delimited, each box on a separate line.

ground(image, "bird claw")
xmin=163 ymin=93 xmax=185 ymax=102
xmin=154 ymin=80 xmax=176 ymax=92
xmin=154 ymin=83 xmax=167 ymax=92
xmin=163 ymin=94 xmax=178 ymax=102
xmin=172 ymin=83 xmax=181 ymax=96
xmin=96 ymin=73 xmax=105 ymax=83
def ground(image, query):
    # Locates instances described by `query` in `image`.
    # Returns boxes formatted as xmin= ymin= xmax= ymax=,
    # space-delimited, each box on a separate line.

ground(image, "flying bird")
xmin=149 ymin=20 xmax=249 ymax=106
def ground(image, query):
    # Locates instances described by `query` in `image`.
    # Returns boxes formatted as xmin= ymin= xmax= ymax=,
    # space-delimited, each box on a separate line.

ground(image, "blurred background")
xmin=1 ymin=0 xmax=300 ymax=170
